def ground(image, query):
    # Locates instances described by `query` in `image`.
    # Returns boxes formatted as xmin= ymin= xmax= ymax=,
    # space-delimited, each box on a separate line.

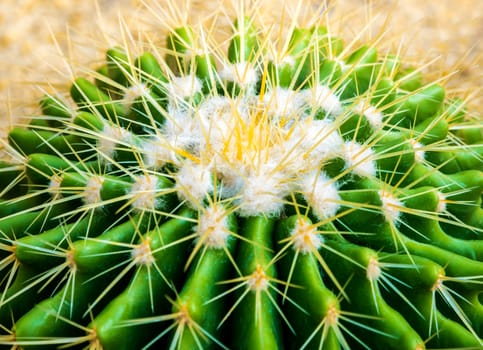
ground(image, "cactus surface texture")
xmin=0 ymin=2 xmax=482 ymax=349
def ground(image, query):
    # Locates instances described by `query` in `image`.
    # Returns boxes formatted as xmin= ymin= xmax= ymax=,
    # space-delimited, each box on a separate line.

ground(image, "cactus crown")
xmin=0 ymin=1 xmax=482 ymax=349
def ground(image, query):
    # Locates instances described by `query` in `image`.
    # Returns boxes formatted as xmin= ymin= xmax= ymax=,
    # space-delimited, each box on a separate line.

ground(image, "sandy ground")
xmin=0 ymin=0 xmax=481 ymax=135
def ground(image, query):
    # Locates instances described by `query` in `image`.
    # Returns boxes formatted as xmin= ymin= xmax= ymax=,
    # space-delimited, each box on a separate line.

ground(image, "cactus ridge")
xmin=0 ymin=2 xmax=482 ymax=349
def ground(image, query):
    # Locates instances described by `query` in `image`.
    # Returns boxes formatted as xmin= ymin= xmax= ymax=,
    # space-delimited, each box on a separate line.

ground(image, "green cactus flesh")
xmin=0 ymin=11 xmax=482 ymax=350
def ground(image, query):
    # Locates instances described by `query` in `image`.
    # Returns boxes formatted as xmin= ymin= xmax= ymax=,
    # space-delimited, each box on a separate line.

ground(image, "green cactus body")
xmin=0 ymin=3 xmax=482 ymax=350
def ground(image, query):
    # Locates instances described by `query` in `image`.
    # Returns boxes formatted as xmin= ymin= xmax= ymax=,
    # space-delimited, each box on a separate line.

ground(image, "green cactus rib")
xmin=0 ymin=11 xmax=482 ymax=350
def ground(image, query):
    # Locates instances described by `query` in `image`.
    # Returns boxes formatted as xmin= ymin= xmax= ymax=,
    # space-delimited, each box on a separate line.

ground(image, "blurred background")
xmin=0 ymin=0 xmax=481 ymax=133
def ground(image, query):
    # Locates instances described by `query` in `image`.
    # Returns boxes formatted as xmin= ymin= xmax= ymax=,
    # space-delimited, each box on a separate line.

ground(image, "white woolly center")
xmin=299 ymin=171 xmax=341 ymax=220
xmin=290 ymin=219 xmax=323 ymax=254
xmin=343 ymin=141 xmax=376 ymax=177
xmin=130 ymin=174 xmax=161 ymax=211
xmin=83 ymin=176 xmax=104 ymax=205
xmin=196 ymin=204 xmax=230 ymax=249
xmin=196 ymin=95 xmax=244 ymax=152
xmin=219 ymin=61 xmax=258 ymax=89
xmin=175 ymin=162 xmax=213 ymax=207
xmin=379 ymin=189 xmax=403 ymax=223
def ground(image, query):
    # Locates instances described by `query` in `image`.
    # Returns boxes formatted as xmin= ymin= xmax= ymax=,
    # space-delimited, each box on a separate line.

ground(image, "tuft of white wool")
xmin=436 ymin=191 xmax=447 ymax=213
xmin=219 ymin=61 xmax=258 ymax=91
xmin=342 ymin=141 xmax=376 ymax=177
xmin=83 ymin=175 xmax=104 ymax=205
xmin=337 ymin=59 xmax=351 ymax=71
xmin=302 ymin=119 xmax=344 ymax=165
xmin=266 ymin=54 xmax=296 ymax=69
xmin=354 ymin=101 xmax=384 ymax=130
xmin=196 ymin=95 xmax=242 ymax=152
xmin=161 ymin=107 xmax=202 ymax=154
xmin=236 ymin=95 xmax=257 ymax=123
xmin=131 ymin=238 xmax=154 ymax=266
xmin=290 ymin=219 xmax=324 ymax=254
xmin=303 ymin=84 xmax=343 ymax=117
xmin=130 ymin=174 xmax=162 ymax=211
xmin=99 ymin=125 xmax=137 ymax=160
xmin=379 ymin=189 xmax=403 ymax=224
xmin=213 ymin=159 xmax=246 ymax=199
xmin=166 ymin=74 xmax=202 ymax=107
xmin=281 ymin=55 xmax=296 ymax=67
xmin=196 ymin=96 xmax=233 ymax=123
xmin=247 ymin=265 xmax=269 ymax=292
xmin=263 ymin=87 xmax=307 ymax=121
xmin=409 ymin=139 xmax=425 ymax=163
xmin=175 ymin=161 xmax=213 ymax=208
xmin=196 ymin=204 xmax=230 ymax=249
xmin=299 ymin=171 xmax=341 ymax=220
xmin=283 ymin=118 xmax=344 ymax=174
xmin=366 ymin=256 xmax=381 ymax=281
xmin=48 ymin=175 xmax=63 ymax=198
xmin=265 ymin=144 xmax=300 ymax=178
xmin=236 ymin=167 xmax=289 ymax=217
xmin=122 ymin=82 xmax=150 ymax=109
xmin=142 ymin=137 xmax=179 ymax=168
